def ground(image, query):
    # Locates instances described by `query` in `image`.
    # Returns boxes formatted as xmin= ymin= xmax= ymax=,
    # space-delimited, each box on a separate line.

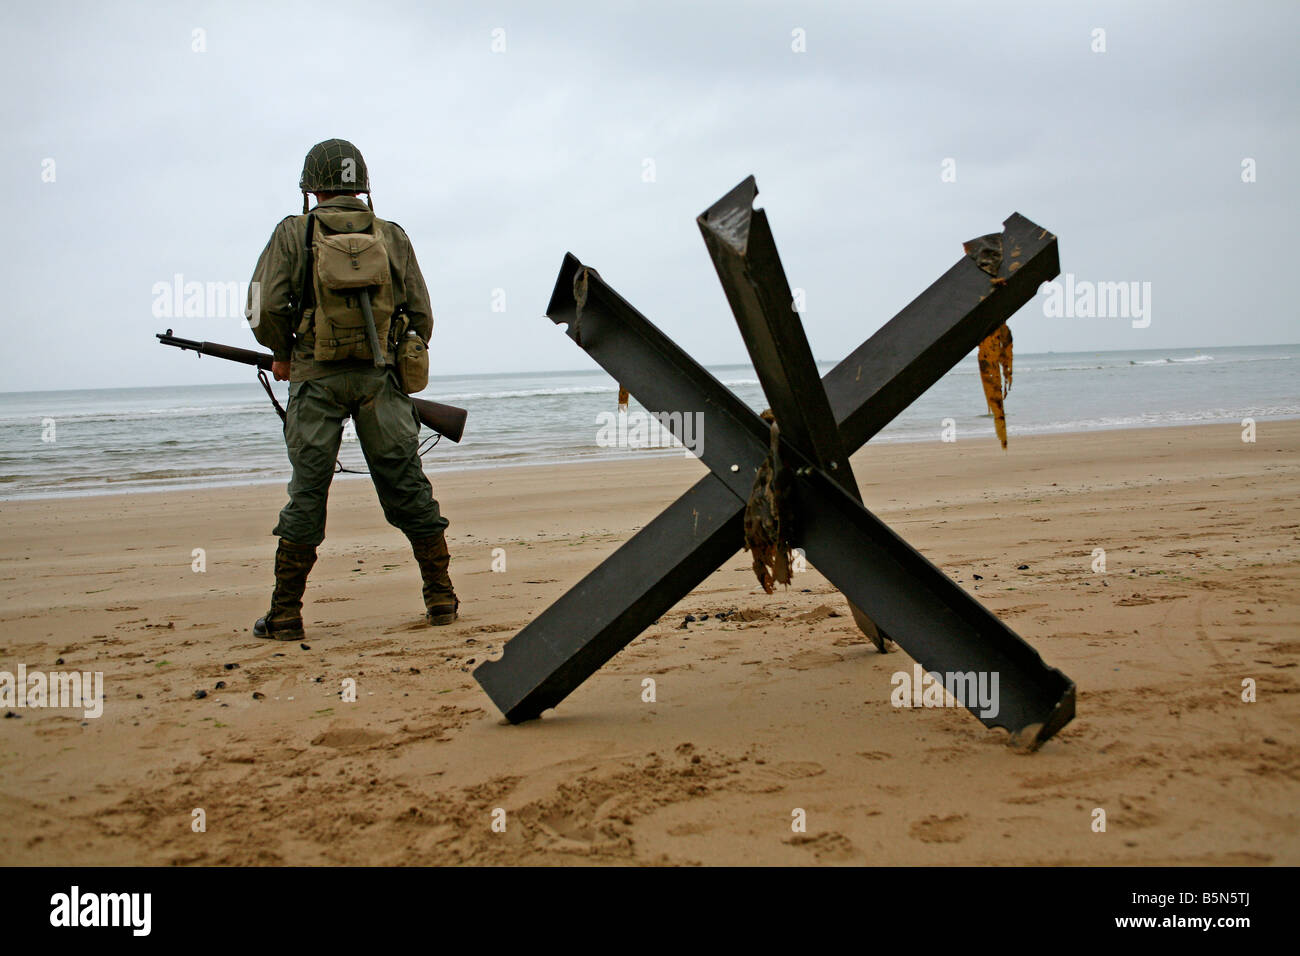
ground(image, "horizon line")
xmin=2 ymin=341 xmax=1296 ymax=397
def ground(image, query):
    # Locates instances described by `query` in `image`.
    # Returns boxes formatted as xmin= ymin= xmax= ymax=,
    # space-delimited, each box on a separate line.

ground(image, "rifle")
xmin=156 ymin=330 xmax=467 ymax=443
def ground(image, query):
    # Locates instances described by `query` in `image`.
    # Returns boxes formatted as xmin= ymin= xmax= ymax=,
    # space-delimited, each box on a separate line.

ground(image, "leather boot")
xmin=253 ymin=539 xmax=318 ymax=640
xmin=410 ymin=532 xmax=458 ymax=625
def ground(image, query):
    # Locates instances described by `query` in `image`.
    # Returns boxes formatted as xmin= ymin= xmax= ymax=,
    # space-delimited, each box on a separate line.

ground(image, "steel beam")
xmin=474 ymin=181 xmax=1071 ymax=747
xmin=789 ymin=468 xmax=1075 ymax=746
xmin=473 ymin=473 xmax=743 ymax=722
xmin=698 ymin=176 xmax=885 ymax=650
xmin=485 ymin=248 xmax=1073 ymax=745
xmin=698 ymin=177 xmax=852 ymax=475
xmin=824 ymin=213 xmax=1058 ymax=448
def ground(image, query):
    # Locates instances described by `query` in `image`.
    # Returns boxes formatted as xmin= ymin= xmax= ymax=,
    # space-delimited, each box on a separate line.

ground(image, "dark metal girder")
xmin=789 ymin=467 xmax=1075 ymax=747
xmin=473 ymin=473 xmax=742 ymax=722
xmin=552 ymin=253 xmax=768 ymax=500
xmin=697 ymin=176 xmax=852 ymax=475
xmin=825 ymin=212 xmax=1058 ymax=448
xmin=473 ymin=256 xmax=770 ymax=723
xmin=473 ymin=191 xmax=1068 ymax=744
xmin=495 ymin=251 xmax=1074 ymax=744
xmin=698 ymin=175 xmax=886 ymax=649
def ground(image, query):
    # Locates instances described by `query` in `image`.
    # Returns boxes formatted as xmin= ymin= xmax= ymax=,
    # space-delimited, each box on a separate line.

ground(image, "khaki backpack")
xmin=299 ymin=212 xmax=396 ymax=362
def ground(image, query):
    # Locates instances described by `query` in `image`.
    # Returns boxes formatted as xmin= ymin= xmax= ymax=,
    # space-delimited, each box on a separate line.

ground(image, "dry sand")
xmin=1 ymin=420 xmax=1297 ymax=865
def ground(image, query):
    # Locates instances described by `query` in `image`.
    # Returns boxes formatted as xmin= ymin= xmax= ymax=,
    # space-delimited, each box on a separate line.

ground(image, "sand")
xmin=1 ymin=420 xmax=1297 ymax=865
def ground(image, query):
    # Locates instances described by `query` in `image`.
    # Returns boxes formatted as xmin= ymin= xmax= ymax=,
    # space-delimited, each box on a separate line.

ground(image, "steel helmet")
xmin=299 ymin=139 xmax=372 ymax=210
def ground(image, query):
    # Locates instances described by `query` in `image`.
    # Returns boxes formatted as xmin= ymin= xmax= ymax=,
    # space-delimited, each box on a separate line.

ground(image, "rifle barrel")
xmin=156 ymin=332 xmax=272 ymax=370
xmin=156 ymin=330 xmax=467 ymax=443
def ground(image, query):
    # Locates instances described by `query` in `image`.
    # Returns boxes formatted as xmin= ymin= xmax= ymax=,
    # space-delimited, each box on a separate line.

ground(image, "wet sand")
xmin=1 ymin=420 xmax=1297 ymax=865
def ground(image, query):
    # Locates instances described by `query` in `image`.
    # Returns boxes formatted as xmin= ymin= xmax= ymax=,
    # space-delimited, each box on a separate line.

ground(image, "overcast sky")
xmin=3 ymin=0 xmax=1295 ymax=392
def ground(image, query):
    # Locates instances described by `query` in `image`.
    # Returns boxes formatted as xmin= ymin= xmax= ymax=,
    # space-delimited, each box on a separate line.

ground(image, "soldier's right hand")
xmin=272 ymin=360 xmax=291 ymax=381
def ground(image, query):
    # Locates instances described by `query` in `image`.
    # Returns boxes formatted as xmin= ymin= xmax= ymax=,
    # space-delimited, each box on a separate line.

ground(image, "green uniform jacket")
xmin=247 ymin=196 xmax=433 ymax=382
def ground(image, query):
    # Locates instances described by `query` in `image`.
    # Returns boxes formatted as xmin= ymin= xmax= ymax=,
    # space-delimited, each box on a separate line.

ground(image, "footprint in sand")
xmin=667 ymin=821 xmax=714 ymax=837
xmin=909 ymin=813 xmax=969 ymax=843
xmin=785 ymin=830 xmax=855 ymax=860
xmin=769 ymin=761 xmax=827 ymax=779
xmin=310 ymin=727 xmax=389 ymax=749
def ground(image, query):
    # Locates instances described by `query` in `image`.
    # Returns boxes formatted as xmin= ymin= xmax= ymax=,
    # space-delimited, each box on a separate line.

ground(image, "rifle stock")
xmin=156 ymin=330 xmax=467 ymax=443
xmin=410 ymin=397 xmax=467 ymax=445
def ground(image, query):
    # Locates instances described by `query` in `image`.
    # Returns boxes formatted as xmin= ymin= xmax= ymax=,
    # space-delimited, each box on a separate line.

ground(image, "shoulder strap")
xmin=380 ymin=218 xmax=409 ymax=315
xmin=296 ymin=212 xmax=317 ymax=322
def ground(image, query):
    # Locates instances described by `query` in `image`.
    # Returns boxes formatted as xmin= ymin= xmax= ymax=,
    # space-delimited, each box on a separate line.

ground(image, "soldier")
xmin=245 ymin=138 xmax=457 ymax=640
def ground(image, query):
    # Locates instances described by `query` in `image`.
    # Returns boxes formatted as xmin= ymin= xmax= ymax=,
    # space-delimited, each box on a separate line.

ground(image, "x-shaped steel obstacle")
xmin=475 ymin=177 xmax=1076 ymax=749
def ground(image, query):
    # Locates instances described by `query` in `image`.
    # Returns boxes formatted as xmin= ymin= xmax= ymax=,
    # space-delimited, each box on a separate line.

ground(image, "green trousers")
xmin=273 ymin=366 xmax=448 ymax=547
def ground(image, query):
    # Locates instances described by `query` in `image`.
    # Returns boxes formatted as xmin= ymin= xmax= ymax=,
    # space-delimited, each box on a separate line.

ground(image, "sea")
xmin=1 ymin=344 xmax=1296 ymax=501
